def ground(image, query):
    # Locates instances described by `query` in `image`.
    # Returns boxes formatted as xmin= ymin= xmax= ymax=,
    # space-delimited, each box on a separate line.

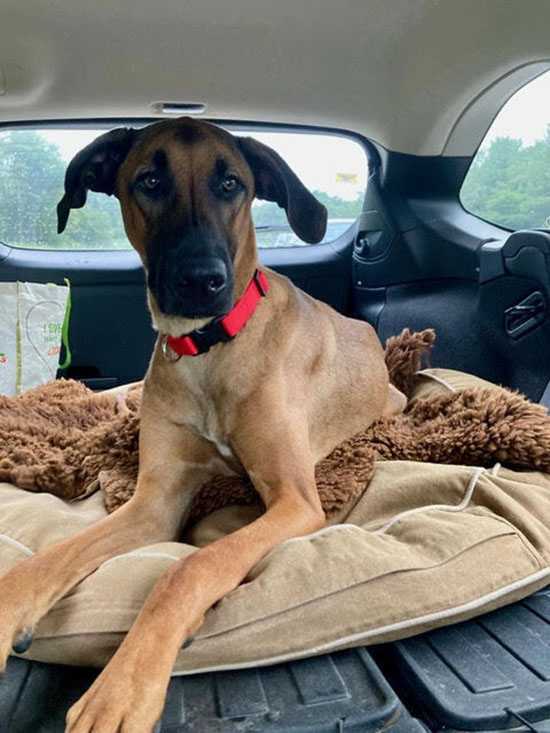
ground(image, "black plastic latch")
xmin=505 ymin=291 xmax=547 ymax=339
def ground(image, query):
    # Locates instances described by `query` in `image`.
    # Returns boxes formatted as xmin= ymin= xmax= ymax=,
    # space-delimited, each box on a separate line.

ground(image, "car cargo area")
xmin=2 ymin=2 xmax=550 ymax=732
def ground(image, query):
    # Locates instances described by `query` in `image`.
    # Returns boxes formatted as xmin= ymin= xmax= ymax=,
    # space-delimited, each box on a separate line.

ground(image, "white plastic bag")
xmin=0 ymin=281 xmax=71 ymax=396
xmin=0 ymin=282 xmax=19 ymax=396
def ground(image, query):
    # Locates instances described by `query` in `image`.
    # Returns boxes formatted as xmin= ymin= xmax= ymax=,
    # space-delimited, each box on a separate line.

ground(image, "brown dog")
xmin=0 ymin=118 xmax=405 ymax=732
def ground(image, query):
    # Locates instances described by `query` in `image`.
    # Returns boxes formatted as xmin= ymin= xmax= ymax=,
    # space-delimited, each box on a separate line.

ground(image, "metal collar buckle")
xmin=161 ymin=335 xmax=182 ymax=362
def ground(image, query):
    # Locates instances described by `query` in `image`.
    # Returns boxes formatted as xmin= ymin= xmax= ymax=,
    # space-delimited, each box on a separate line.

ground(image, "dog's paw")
xmin=65 ymin=657 xmax=168 ymax=733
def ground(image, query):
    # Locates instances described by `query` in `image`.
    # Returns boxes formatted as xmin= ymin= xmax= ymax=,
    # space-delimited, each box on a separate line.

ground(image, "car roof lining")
xmin=442 ymin=61 xmax=550 ymax=157
xmin=1 ymin=0 xmax=550 ymax=156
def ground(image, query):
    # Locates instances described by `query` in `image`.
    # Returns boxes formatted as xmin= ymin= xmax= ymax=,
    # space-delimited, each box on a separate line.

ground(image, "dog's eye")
xmin=139 ymin=173 xmax=161 ymax=191
xmin=221 ymin=175 xmax=239 ymax=194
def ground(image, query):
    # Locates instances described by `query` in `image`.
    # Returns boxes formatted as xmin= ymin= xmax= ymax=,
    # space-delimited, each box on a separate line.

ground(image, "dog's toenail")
xmin=12 ymin=629 xmax=34 ymax=654
xmin=182 ymin=636 xmax=195 ymax=650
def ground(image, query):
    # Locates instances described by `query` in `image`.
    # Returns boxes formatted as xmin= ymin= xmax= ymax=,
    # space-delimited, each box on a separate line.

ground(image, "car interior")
xmin=1 ymin=1 xmax=550 ymax=730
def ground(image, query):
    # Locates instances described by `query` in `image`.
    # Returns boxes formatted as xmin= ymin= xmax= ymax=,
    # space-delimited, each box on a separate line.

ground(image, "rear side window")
xmin=461 ymin=70 xmax=550 ymax=230
xmin=0 ymin=126 xmax=367 ymax=251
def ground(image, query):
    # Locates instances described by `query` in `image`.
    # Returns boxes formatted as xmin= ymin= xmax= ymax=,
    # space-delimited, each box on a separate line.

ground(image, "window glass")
xmin=461 ymin=70 xmax=550 ymax=229
xmin=0 ymin=126 xmax=367 ymax=251
xmin=236 ymin=131 xmax=367 ymax=247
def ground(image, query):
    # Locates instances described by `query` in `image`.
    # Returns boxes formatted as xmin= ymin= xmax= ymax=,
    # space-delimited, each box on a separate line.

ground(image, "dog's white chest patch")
xmin=193 ymin=397 xmax=237 ymax=464
xmin=200 ymin=426 xmax=236 ymax=462
xmin=214 ymin=440 xmax=235 ymax=460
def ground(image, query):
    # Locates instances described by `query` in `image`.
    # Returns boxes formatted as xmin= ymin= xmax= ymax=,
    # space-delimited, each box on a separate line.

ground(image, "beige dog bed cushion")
xmin=2 ymin=368 xmax=550 ymax=674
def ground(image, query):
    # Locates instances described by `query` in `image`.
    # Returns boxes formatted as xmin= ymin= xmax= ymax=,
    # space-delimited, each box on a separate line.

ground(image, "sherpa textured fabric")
xmin=2 ymin=329 xmax=550 ymax=518
xmin=0 ymin=329 xmax=435 ymax=517
xmin=1 ymin=368 xmax=550 ymax=672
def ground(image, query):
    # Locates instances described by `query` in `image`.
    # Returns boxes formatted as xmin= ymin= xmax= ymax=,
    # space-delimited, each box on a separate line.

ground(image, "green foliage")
xmin=0 ymin=131 xmax=65 ymax=248
xmin=461 ymin=130 xmax=550 ymax=229
xmin=0 ymin=130 xmax=129 ymax=250
xmin=312 ymin=189 xmax=363 ymax=219
xmin=63 ymin=193 xmax=129 ymax=250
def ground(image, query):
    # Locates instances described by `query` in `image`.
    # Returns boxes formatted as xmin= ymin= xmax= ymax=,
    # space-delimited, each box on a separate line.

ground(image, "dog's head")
xmin=57 ymin=118 xmax=327 ymax=323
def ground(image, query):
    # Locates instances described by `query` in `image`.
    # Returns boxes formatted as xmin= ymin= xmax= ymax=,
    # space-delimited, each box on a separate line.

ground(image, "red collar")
xmin=161 ymin=269 xmax=269 ymax=359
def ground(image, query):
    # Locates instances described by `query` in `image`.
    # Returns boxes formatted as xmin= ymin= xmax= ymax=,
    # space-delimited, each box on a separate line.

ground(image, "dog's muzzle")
xmin=149 ymin=255 xmax=234 ymax=318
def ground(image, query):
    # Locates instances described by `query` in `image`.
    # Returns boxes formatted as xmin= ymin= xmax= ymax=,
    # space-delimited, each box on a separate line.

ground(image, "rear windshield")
xmin=0 ymin=126 xmax=368 ymax=250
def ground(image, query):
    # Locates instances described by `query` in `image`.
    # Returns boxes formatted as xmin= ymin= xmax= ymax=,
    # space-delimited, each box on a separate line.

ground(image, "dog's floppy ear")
xmin=237 ymin=137 xmax=327 ymax=244
xmin=57 ymin=127 xmax=139 ymax=234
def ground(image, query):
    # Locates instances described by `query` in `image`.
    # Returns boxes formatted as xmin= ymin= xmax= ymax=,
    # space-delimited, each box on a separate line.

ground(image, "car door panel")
xmin=350 ymin=152 xmax=550 ymax=402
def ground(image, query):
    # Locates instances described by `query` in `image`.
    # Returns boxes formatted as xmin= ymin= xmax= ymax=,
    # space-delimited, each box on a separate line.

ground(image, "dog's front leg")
xmin=0 ymin=403 xmax=220 ymax=675
xmin=65 ymin=417 xmax=324 ymax=733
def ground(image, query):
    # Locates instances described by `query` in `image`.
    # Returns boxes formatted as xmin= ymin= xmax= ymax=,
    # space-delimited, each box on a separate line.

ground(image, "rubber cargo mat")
xmin=0 ymin=647 xmax=427 ymax=732
xmin=382 ymin=586 xmax=550 ymax=731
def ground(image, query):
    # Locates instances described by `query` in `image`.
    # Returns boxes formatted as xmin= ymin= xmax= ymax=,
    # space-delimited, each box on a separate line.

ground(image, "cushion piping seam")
xmin=169 ymin=566 xmax=550 ymax=676
xmin=0 ymin=532 xmax=34 ymax=556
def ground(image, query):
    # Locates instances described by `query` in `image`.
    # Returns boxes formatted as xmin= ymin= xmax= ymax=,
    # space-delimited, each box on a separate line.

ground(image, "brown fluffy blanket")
xmin=1 ymin=329 xmax=549 ymax=523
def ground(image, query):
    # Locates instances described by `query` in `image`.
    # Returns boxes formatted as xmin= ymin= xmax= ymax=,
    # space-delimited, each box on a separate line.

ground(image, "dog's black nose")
xmin=180 ymin=260 xmax=228 ymax=295
xmin=150 ymin=252 xmax=234 ymax=318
